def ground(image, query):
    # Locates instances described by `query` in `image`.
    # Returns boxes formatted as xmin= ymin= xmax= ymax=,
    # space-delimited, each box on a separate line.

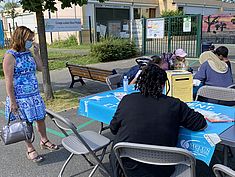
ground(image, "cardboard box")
xmin=165 ymin=70 xmax=193 ymax=102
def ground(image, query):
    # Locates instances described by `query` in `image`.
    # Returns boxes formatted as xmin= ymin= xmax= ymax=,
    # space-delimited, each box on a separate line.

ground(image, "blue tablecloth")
xmin=78 ymin=86 xmax=235 ymax=165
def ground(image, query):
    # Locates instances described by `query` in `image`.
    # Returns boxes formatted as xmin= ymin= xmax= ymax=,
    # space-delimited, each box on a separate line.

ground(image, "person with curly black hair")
xmin=109 ymin=63 xmax=207 ymax=177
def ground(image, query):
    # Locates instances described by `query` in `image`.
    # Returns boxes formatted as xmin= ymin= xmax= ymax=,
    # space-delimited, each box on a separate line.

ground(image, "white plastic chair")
xmin=213 ymin=164 xmax=235 ymax=177
xmin=113 ymin=142 xmax=196 ymax=177
xmin=106 ymin=73 xmax=122 ymax=90
xmin=46 ymin=109 xmax=111 ymax=177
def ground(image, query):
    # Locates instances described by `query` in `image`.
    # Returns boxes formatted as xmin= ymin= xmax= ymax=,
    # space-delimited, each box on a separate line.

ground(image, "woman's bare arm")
xmin=33 ymin=42 xmax=43 ymax=71
xmin=3 ymin=54 xmax=18 ymax=112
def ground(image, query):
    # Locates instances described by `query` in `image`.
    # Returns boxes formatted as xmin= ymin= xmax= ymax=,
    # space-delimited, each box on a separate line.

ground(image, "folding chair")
xmin=213 ymin=164 xmax=235 ymax=177
xmin=46 ymin=109 xmax=111 ymax=177
xmin=228 ymin=84 xmax=235 ymax=89
xmin=113 ymin=142 xmax=196 ymax=177
xmin=195 ymin=85 xmax=235 ymax=106
xmin=106 ymin=73 xmax=122 ymax=90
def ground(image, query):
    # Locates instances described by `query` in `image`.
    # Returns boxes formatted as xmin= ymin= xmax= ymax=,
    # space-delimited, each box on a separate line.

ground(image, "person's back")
xmin=110 ymin=64 xmax=207 ymax=177
xmin=194 ymin=50 xmax=233 ymax=87
xmin=194 ymin=61 xmax=232 ymax=87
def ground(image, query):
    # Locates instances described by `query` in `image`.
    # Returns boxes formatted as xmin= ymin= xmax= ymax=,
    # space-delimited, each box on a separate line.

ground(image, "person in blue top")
xmin=194 ymin=48 xmax=233 ymax=88
xmin=3 ymin=26 xmax=58 ymax=163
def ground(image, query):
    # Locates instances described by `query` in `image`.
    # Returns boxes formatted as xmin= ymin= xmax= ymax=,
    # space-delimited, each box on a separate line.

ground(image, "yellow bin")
xmin=165 ymin=70 xmax=193 ymax=102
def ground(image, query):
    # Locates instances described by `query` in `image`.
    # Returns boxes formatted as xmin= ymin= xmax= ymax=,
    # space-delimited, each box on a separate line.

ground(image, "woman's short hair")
xmin=135 ymin=63 xmax=167 ymax=98
xmin=214 ymin=46 xmax=228 ymax=58
xmin=10 ymin=26 xmax=34 ymax=52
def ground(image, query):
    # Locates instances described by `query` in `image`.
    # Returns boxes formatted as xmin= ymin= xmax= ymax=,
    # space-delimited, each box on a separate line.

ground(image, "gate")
xmin=143 ymin=14 xmax=202 ymax=58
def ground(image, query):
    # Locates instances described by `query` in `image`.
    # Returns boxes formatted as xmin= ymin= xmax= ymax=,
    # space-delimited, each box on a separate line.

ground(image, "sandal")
xmin=26 ymin=150 xmax=44 ymax=163
xmin=40 ymin=140 xmax=59 ymax=151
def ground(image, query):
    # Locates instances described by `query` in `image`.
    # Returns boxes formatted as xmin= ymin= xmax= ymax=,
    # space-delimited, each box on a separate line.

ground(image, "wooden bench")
xmin=66 ymin=63 xmax=117 ymax=88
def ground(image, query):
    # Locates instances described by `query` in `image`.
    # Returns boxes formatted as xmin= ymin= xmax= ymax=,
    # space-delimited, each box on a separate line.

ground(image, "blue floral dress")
xmin=4 ymin=50 xmax=46 ymax=123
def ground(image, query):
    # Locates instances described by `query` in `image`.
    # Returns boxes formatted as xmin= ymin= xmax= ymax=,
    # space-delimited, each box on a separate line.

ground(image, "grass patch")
xmin=48 ymin=35 xmax=91 ymax=50
xmin=42 ymin=89 xmax=82 ymax=112
xmin=0 ymin=48 xmax=99 ymax=77
xmin=49 ymin=43 xmax=91 ymax=50
xmin=48 ymin=55 xmax=99 ymax=70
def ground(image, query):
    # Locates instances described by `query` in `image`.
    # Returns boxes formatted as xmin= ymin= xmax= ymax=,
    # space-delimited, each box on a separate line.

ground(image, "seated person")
xmin=194 ymin=47 xmax=233 ymax=88
xmin=109 ymin=63 xmax=207 ymax=177
xmin=214 ymin=46 xmax=232 ymax=74
xmin=121 ymin=57 xmax=151 ymax=86
xmin=173 ymin=49 xmax=189 ymax=70
xmin=129 ymin=55 xmax=164 ymax=85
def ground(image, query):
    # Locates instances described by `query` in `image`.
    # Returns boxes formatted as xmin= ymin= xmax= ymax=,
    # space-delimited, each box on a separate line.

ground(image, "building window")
xmin=134 ymin=8 xmax=141 ymax=19
xmin=178 ymin=6 xmax=184 ymax=12
xmin=149 ymin=8 xmax=156 ymax=18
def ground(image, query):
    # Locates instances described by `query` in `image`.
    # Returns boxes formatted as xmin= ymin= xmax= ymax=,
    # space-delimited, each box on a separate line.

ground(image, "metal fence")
xmin=143 ymin=15 xmax=202 ymax=58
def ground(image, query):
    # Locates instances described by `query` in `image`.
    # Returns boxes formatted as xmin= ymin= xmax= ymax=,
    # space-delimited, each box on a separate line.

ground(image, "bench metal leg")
xmin=69 ymin=77 xmax=86 ymax=88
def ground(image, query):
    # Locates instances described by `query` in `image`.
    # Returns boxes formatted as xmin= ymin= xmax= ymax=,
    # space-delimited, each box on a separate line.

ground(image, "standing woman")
xmin=3 ymin=26 xmax=58 ymax=163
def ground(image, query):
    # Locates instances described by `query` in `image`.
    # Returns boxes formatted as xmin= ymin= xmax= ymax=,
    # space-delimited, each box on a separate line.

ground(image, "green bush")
xmin=49 ymin=35 xmax=78 ymax=48
xmin=91 ymin=38 xmax=138 ymax=62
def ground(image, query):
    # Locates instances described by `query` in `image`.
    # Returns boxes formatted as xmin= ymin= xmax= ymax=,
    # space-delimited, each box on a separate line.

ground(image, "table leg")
xmin=223 ymin=145 xmax=228 ymax=166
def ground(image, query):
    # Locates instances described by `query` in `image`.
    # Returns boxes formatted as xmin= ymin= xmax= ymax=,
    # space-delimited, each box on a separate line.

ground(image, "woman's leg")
xmin=25 ymin=141 xmax=43 ymax=162
xmin=36 ymin=119 xmax=58 ymax=150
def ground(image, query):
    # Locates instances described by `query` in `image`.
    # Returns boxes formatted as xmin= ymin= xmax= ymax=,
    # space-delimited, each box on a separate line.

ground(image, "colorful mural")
xmin=202 ymin=14 xmax=235 ymax=33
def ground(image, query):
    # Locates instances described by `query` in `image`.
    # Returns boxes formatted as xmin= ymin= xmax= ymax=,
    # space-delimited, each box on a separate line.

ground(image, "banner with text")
xmin=45 ymin=19 xmax=81 ymax=32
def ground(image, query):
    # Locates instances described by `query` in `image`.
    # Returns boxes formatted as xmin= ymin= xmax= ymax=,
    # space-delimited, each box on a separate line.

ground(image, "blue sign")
xmin=79 ymin=86 xmax=235 ymax=165
xmin=0 ymin=20 xmax=4 ymax=48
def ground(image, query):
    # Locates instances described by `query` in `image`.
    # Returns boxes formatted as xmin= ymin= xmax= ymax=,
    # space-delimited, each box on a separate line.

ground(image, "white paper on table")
xmin=193 ymin=79 xmax=201 ymax=86
xmin=89 ymin=96 xmax=103 ymax=101
xmin=204 ymin=133 xmax=221 ymax=147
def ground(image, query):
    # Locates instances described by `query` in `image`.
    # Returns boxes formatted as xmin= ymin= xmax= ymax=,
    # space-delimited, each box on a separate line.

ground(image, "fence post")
xmin=167 ymin=17 xmax=171 ymax=53
xmin=196 ymin=15 xmax=202 ymax=57
xmin=142 ymin=18 xmax=146 ymax=55
xmin=8 ymin=23 xmax=12 ymax=38
xmin=88 ymin=16 xmax=92 ymax=44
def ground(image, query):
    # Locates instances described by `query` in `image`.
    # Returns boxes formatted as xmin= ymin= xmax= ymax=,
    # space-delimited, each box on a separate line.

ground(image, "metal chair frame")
xmin=46 ymin=109 xmax=111 ymax=177
xmin=113 ymin=142 xmax=196 ymax=177
xmin=106 ymin=73 xmax=122 ymax=90
xmin=213 ymin=164 xmax=235 ymax=177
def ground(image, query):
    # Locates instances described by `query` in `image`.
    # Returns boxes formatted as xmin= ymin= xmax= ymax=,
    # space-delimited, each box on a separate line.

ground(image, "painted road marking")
xmin=0 ymin=110 xmax=4 ymax=116
xmin=1 ymin=110 xmax=96 ymax=138
xmin=45 ymin=119 xmax=96 ymax=138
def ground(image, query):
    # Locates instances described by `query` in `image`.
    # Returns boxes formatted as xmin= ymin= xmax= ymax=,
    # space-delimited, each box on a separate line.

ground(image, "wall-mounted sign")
xmin=183 ymin=17 xmax=192 ymax=32
xmin=146 ymin=18 xmax=165 ymax=39
xmin=45 ymin=19 xmax=81 ymax=32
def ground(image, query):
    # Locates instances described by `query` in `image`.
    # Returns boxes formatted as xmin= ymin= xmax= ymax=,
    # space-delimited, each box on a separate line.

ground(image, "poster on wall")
xmin=146 ymin=18 xmax=164 ymax=39
xmin=183 ymin=17 xmax=192 ymax=32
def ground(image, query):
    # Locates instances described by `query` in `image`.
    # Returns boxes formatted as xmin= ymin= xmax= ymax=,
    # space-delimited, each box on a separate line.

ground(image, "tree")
xmin=161 ymin=10 xmax=184 ymax=17
xmin=3 ymin=2 xmax=20 ymax=30
xmin=204 ymin=15 xmax=219 ymax=33
xmin=20 ymin=0 xmax=105 ymax=100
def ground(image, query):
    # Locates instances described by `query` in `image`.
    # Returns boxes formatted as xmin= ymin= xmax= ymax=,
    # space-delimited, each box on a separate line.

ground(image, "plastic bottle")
xmin=123 ymin=76 xmax=128 ymax=92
